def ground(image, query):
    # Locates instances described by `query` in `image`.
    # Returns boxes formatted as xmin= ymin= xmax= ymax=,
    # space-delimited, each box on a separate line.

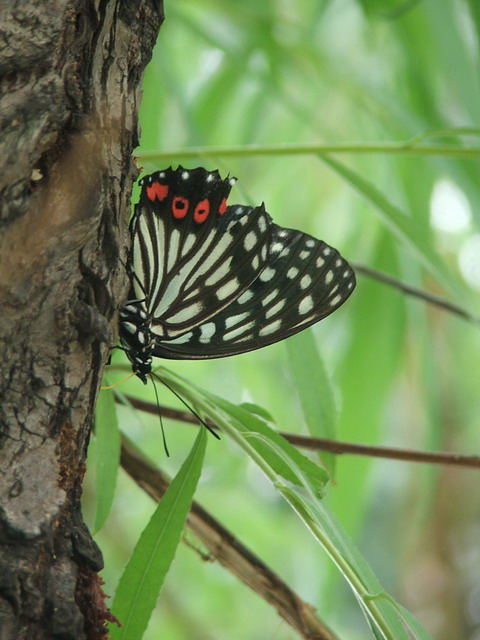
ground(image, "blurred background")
xmin=85 ymin=1 xmax=480 ymax=638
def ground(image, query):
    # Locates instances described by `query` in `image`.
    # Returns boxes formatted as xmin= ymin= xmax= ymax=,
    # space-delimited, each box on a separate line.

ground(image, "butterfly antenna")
xmin=101 ymin=372 xmax=136 ymax=390
xmin=151 ymin=371 xmax=220 ymax=440
xmin=149 ymin=373 xmax=170 ymax=457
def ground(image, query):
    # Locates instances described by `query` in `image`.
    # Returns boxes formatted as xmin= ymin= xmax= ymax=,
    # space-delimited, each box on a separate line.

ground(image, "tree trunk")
xmin=0 ymin=2 xmax=163 ymax=638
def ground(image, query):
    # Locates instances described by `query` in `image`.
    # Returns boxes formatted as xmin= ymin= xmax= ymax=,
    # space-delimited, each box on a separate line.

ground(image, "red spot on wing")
xmin=194 ymin=199 xmax=210 ymax=223
xmin=172 ymin=196 xmax=189 ymax=218
xmin=218 ymin=197 xmax=227 ymax=215
xmin=146 ymin=181 xmax=169 ymax=202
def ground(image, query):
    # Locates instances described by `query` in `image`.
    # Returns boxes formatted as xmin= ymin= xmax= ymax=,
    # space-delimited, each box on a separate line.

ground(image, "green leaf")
xmin=238 ymin=401 xmax=275 ymax=423
xmin=286 ymin=330 xmax=337 ymax=473
xmin=319 ymin=154 xmax=466 ymax=301
xmin=155 ymin=367 xmax=329 ymax=495
xmin=109 ymin=428 xmax=207 ymax=640
xmin=154 ymin=367 xmax=433 ymax=639
xmin=278 ymin=484 xmax=433 ymax=640
xmin=206 ymin=391 xmax=329 ymax=494
xmin=93 ymin=387 xmax=121 ymax=533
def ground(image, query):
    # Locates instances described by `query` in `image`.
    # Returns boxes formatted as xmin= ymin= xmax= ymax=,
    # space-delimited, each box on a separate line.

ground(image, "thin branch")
xmin=139 ymin=140 xmax=480 ymax=161
xmin=120 ymin=438 xmax=339 ymax=640
xmin=122 ymin=396 xmax=480 ymax=470
xmin=352 ymin=262 xmax=480 ymax=324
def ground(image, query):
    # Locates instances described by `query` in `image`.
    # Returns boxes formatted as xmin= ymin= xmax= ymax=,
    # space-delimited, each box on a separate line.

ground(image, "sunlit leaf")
xmin=110 ymin=428 xmax=207 ymax=640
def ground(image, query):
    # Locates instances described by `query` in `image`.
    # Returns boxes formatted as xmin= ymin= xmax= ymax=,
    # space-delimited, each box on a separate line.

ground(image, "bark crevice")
xmin=0 ymin=1 xmax=164 ymax=637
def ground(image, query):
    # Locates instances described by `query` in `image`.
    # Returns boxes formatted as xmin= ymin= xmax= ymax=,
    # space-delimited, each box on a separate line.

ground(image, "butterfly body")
xmin=119 ymin=166 xmax=355 ymax=382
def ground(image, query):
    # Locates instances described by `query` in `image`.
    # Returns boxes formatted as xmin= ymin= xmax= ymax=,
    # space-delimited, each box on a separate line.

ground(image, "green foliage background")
xmin=85 ymin=2 xmax=480 ymax=639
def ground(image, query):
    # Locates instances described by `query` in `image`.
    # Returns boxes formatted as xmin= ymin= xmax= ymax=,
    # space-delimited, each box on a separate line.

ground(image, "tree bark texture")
xmin=0 ymin=2 xmax=163 ymax=638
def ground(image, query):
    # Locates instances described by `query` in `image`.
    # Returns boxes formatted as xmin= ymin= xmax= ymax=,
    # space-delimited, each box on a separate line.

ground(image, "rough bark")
xmin=0 ymin=1 xmax=163 ymax=638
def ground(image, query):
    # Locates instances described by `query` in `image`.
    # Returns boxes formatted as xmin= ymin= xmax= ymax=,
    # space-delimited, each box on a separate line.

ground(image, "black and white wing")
xmin=121 ymin=165 xmax=355 ymax=378
xmin=130 ymin=167 xmax=274 ymax=342
xmin=151 ymin=214 xmax=355 ymax=359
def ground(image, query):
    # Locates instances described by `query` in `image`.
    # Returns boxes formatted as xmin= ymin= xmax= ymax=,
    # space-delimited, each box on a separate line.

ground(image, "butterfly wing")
xmin=151 ymin=216 xmax=356 ymax=359
xmin=130 ymin=167 xmax=274 ymax=341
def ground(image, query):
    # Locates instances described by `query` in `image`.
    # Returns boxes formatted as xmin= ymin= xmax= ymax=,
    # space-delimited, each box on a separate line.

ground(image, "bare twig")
xmin=351 ymin=262 xmax=480 ymax=324
xmin=120 ymin=438 xmax=339 ymax=640
xmin=122 ymin=396 xmax=480 ymax=470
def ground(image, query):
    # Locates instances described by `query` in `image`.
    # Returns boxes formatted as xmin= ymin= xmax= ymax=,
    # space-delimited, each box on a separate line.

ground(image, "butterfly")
xmin=119 ymin=166 xmax=355 ymax=383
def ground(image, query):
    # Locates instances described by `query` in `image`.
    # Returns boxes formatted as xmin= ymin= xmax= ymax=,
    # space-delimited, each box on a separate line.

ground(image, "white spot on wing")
xmin=300 ymin=274 xmax=312 ymax=289
xmin=316 ymin=257 xmax=325 ymax=267
xmin=123 ymin=322 xmax=136 ymax=334
xmin=167 ymin=228 xmax=181 ymax=272
xmin=300 ymin=250 xmax=310 ymax=259
xmin=259 ymin=319 xmax=282 ymax=336
xmin=298 ymin=295 xmax=314 ymax=315
xmin=329 ymin=294 xmax=342 ymax=306
xmin=244 ymin=231 xmax=257 ymax=251
xmin=169 ymin=331 xmax=193 ymax=344
xmin=265 ymin=299 xmax=286 ymax=318
xmin=259 ymin=267 xmax=275 ymax=282
xmin=233 ymin=334 xmax=253 ymax=343
xmin=199 ymin=323 xmax=216 ymax=343
xmin=181 ymin=171 xmax=190 ymax=180
xmin=181 ymin=232 xmax=197 ymax=256
xmin=262 ymin=289 xmax=278 ymax=306
xmin=287 ymin=267 xmax=299 ymax=279
xmin=150 ymin=323 xmax=166 ymax=338
xmin=325 ymin=270 xmax=334 ymax=284
xmin=237 ymin=289 xmax=254 ymax=304
xmin=217 ymin=277 xmax=239 ymax=300
xmin=258 ymin=215 xmax=267 ymax=233
xmin=225 ymin=312 xmax=249 ymax=329
xmin=167 ymin=303 xmax=204 ymax=324
xmin=270 ymin=242 xmax=284 ymax=254
xmin=223 ymin=322 xmax=255 ymax=341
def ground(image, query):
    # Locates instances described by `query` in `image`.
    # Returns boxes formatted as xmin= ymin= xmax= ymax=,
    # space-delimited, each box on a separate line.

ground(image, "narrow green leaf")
xmin=286 ymin=330 xmax=337 ymax=473
xmin=320 ymin=154 xmax=465 ymax=301
xmin=278 ymin=484 xmax=433 ymax=640
xmin=93 ymin=387 xmax=120 ymax=533
xmin=110 ymin=428 xmax=207 ymax=640
xmin=406 ymin=125 xmax=480 ymax=145
xmin=198 ymin=387 xmax=329 ymax=494
xmin=155 ymin=367 xmax=433 ymax=639
xmin=238 ymin=401 xmax=275 ymax=423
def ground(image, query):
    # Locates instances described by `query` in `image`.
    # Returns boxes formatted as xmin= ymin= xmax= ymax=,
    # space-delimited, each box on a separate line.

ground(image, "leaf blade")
xmin=93 ymin=387 xmax=121 ymax=533
xmin=110 ymin=428 xmax=207 ymax=640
